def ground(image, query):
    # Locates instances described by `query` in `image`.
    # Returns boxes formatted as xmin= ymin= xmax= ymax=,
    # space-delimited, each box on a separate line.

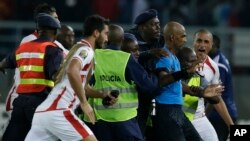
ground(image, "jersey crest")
xmin=79 ymin=50 xmax=88 ymax=60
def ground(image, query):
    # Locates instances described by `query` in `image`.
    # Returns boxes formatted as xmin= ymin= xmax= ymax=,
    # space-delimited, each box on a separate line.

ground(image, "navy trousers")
xmin=87 ymin=118 xmax=144 ymax=141
xmin=2 ymin=94 xmax=46 ymax=141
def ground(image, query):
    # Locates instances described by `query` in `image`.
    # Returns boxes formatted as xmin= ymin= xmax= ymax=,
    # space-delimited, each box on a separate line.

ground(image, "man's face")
xmin=173 ymin=28 xmax=187 ymax=50
xmin=142 ymin=17 xmax=161 ymax=40
xmin=123 ymin=40 xmax=140 ymax=59
xmin=95 ymin=25 xmax=109 ymax=49
xmin=193 ymin=32 xmax=213 ymax=60
xmin=181 ymin=51 xmax=197 ymax=69
xmin=61 ymin=28 xmax=75 ymax=49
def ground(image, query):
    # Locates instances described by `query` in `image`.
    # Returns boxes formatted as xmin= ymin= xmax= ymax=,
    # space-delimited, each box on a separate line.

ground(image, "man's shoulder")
xmin=73 ymin=43 xmax=94 ymax=57
xmin=54 ymin=41 xmax=69 ymax=52
xmin=206 ymin=56 xmax=218 ymax=68
xmin=21 ymin=34 xmax=37 ymax=44
xmin=212 ymin=54 xmax=230 ymax=73
xmin=155 ymin=55 xmax=174 ymax=67
xmin=219 ymin=53 xmax=230 ymax=65
xmin=203 ymin=56 xmax=219 ymax=75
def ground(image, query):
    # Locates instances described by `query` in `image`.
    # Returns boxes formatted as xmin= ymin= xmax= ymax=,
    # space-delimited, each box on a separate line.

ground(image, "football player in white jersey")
xmin=192 ymin=29 xmax=234 ymax=140
xmin=25 ymin=15 xmax=110 ymax=141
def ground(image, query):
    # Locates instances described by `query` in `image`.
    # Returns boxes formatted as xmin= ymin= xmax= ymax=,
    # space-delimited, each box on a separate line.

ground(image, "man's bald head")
xmin=163 ymin=21 xmax=185 ymax=39
xmin=59 ymin=25 xmax=74 ymax=34
xmin=163 ymin=21 xmax=187 ymax=52
xmin=108 ymin=24 xmax=124 ymax=47
xmin=57 ymin=24 xmax=75 ymax=50
xmin=193 ymin=29 xmax=213 ymax=39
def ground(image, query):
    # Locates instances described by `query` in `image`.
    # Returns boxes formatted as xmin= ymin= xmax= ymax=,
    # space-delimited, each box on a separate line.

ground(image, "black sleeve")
xmin=125 ymin=55 xmax=158 ymax=93
xmin=137 ymin=50 xmax=154 ymax=68
xmin=5 ymin=52 xmax=17 ymax=68
xmin=44 ymin=46 xmax=63 ymax=79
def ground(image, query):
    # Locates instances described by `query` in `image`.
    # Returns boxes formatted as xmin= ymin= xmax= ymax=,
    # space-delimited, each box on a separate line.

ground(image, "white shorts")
xmin=25 ymin=109 xmax=93 ymax=141
xmin=192 ymin=116 xmax=219 ymax=141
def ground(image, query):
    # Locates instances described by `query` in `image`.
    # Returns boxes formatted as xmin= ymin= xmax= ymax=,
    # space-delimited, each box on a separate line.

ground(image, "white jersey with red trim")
xmin=5 ymin=31 xmax=68 ymax=112
xmin=36 ymin=40 xmax=94 ymax=112
xmin=197 ymin=56 xmax=220 ymax=84
xmin=191 ymin=56 xmax=220 ymax=141
xmin=194 ymin=56 xmax=220 ymax=119
xmin=25 ymin=39 xmax=94 ymax=141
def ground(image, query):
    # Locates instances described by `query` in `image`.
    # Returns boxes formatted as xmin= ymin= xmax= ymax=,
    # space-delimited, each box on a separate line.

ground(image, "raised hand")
xmin=203 ymin=84 xmax=224 ymax=98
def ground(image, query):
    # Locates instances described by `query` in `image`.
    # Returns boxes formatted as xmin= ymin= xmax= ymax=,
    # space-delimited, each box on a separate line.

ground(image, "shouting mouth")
xmin=198 ymin=49 xmax=206 ymax=52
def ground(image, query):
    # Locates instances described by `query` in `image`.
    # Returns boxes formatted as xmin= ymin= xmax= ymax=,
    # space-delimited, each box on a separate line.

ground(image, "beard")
xmin=95 ymin=36 xmax=106 ymax=49
xmin=95 ymin=42 xmax=103 ymax=49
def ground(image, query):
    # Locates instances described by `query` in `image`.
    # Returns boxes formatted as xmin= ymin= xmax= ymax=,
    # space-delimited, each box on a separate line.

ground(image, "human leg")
xmin=86 ymin=120 xmax=113 ymax=141
xmin=209 ymin=117 xmax=235 ymax=141
xmin=25 ymin=124 xmax=58 ymax=141
xmin=192 ymin=116 xmax=218 ymax=141
xmin=2 ymin=96 xmax=31 ymax=141
xmin=51 ymin=110 xmax=96 ymax=141
xmin=137 ymin=93 xmax=152 ymax=136
xmin=113 ymin=118 xmax=144 ymax=141
xmin=154 ymin=104 xmax=186 ymax=141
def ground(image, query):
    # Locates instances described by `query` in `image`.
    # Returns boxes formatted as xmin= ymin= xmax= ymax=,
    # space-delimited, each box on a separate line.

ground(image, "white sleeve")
xmin=54 ymin=40 xmax=69 ymax=56
xmin=20 ymin=34 xmax=37 ymax=44
xmin=72 ymin=46 xmax=94 ymax=69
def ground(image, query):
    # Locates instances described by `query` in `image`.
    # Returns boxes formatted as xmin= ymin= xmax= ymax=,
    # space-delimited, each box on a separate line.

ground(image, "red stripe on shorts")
xmin=63 ymin=110 xmax=90 ymax=138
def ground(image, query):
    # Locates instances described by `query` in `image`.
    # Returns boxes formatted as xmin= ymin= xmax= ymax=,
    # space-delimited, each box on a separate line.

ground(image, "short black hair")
xmin=34 ymin=3 xmax=56 ymax=18
xmin=212 ymin=34 xmax=221 ymax=49
xmin=83 ymin=15 xmax=109 ymax=37
xmin=121 ymin=38 xmax=135 ymax=53
xmin=177 ymin=46 xmax=194 ymax=62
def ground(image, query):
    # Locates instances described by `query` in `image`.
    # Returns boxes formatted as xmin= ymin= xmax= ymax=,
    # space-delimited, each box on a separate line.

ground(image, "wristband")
xmin=172 ymin=69 xmax=189 ymax=81
xmin=190 ymin=86 xmax=204 ymax=97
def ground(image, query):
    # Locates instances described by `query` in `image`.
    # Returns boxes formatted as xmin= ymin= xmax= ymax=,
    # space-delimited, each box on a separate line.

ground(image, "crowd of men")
xmin=0 ymin=3 xmax=237 ymax=141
